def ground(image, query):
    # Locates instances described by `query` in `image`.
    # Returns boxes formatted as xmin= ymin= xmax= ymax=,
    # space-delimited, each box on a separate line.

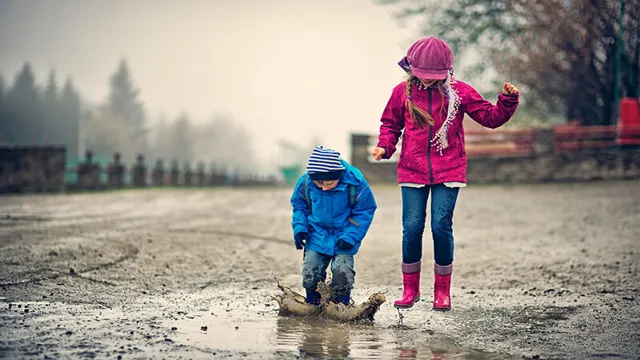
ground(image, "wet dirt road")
xmin=1 ymin=182 xmax=639 ymax=359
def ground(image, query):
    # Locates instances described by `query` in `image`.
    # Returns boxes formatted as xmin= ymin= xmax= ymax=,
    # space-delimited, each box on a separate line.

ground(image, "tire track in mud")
xmin=0 ymin=194 xmax=292 ymax=296
xmin=0 ymin=189 xmax=252 ymax=236
xmin=0 ymin=193 xmax=281 ymax=274
xmin=164 ymin=228 xmax=290 ymax=246
xmin=0 ymin=241 xmax=139 ymax=288
xmin=0 ymin=214 xmax=52 ymax=222
xmin=157 ymin=228 xmax=296 ymax=290
xmin=0 ymin=190 xmax=265 ymax=282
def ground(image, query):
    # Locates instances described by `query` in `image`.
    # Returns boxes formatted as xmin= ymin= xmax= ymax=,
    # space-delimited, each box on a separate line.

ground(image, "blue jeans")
xmin=402 ymin=185 xmax=459 ymax=266
xmin=302 ymin=249 xmax=355 ymax=297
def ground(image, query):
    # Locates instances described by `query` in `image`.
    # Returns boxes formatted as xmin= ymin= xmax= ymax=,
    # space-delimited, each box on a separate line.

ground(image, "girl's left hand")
xmin=501 ymin=82 xmax=520 ymax=95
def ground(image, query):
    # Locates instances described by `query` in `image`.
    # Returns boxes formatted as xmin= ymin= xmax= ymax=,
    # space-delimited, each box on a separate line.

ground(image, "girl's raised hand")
xmin=372 ymin=147 xmax=385 ymax=161
xmin=501 ymin=82 xmax=520 ymax=96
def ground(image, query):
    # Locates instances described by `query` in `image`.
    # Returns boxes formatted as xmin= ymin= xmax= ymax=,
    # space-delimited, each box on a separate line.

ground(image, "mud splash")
xmin=272 ymin=279 xmax=386 ymax=322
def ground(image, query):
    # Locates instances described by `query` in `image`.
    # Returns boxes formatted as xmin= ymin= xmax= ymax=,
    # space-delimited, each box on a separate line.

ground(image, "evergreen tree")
xmin=59 ymin=78 xmax=81 ymax=158
xmin=151 ymin=113 xmax=172 ymax=161
xmin=43 ymin=70 xmax=61 ymax=146
xmin=107 ymin=59 xmax=148 ymax=154
xmin=83 ymin=105 xmax=137 ymax=160
xmin=169 ymin=113 xmax=193 ymax=163
xmin=0 ymin=73 xmax=6 ymax=144
xmin=5 ymin=63 xmax=43 ymax=145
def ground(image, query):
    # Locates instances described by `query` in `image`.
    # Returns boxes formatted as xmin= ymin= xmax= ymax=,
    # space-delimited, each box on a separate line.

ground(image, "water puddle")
xmin=2 ymin=292 xmax=521 ymax=359
xmin=163 ymin=288 xmax=521 ymax=359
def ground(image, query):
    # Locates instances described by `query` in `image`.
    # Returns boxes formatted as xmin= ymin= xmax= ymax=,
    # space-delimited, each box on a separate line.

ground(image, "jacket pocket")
xmin=398 ymin=133 xmax=425 ymax=172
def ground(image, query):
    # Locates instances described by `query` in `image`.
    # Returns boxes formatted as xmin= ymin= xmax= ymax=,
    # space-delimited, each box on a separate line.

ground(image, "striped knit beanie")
xmin=306 ymin=146 xmax=345 ymax=181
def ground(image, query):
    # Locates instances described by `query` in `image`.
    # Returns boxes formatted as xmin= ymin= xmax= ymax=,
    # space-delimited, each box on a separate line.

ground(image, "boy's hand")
xmin=337 ymin=239 xmax=354 ymax=251
xmin=294 ymin=232 xmax=308 ymax=250
xmin=372 ymin=147 xmax=385 ymax=161
xmin=501 ymin=82 xmax=519 ymax=95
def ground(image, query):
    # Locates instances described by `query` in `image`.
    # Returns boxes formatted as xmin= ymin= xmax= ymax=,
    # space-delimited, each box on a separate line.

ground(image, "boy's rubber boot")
xmin=393 ymin=261 xmax=421 ymax=308
xmin=433 ymin=263 xmax=453 ymax=311
xmin=335 ymin=293 xmax=351 ymax=306
xmin=305 ymin=289 xmax=321 ymax=306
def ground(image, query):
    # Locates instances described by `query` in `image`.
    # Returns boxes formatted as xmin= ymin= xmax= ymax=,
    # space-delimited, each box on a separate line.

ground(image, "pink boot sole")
xmin=394 ymin=295 xmax=420 ymax=308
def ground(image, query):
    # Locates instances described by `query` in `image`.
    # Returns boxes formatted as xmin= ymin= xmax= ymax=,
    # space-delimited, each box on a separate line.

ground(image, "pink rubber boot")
xmin=394 ymin=261 xmax=421 ymax=308
xmin=433 ymin=263 xmax=452 ymax=311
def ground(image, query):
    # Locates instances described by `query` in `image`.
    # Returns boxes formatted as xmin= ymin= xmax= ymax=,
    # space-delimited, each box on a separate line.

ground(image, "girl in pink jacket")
xmin=372 ymin=37 xmax=520 ymax=311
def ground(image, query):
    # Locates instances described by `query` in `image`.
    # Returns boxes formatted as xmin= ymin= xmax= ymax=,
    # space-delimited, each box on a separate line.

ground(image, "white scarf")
xmin=429 ymin=69 xmax=461 ymax=155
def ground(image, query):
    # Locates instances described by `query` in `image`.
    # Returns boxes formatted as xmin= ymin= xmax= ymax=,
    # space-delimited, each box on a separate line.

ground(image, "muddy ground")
xmin=0 ymin=181 xmax=638 ymax=360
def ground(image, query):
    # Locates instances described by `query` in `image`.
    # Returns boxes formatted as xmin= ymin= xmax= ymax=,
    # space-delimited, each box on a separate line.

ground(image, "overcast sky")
xmin=0 ymin=0 xmax=447 ymax=169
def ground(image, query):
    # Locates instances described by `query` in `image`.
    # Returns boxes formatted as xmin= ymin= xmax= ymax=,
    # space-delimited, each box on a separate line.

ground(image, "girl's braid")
xmin=405 ymin=74 xmax=435 ymax=128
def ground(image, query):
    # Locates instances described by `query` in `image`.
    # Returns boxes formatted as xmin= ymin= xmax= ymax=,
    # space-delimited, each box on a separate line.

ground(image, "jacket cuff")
xmin=498 ymin=93 xmax=519 ymax=107
xmin=339 ymin=235 xmax=356 ymax=247
xmin=293 ymin=225 xmax=308 ymax=236
xmin=377 ymin=144 xmax=393 ymax=159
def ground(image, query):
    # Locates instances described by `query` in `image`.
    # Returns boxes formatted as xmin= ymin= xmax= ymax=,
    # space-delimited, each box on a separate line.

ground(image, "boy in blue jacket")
xmin=290 ymin=146 xmax=377 ymax=306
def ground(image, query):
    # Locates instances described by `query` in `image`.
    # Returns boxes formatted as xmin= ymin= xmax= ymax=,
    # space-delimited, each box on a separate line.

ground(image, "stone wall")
xmin=350 ymin=134 xmax=640 ymax=184
xmin=0 ymin=147 xmax=278 ymax=195
xmin=0 ymin=146 xmax=67 ymax=194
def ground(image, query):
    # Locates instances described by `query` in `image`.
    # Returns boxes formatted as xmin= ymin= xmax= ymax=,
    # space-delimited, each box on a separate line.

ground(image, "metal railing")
xmin=463 ymin=125 xmax=640 ymax=156
xmin=464 ymin=128 xmax=536 ymax=157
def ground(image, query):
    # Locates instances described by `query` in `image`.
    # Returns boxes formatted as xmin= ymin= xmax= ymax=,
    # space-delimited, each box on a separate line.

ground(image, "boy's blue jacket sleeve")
xmin=290 ymin=175 xmax=309 ymax=236
xmin=338 ymin=182 xmax=377 ymax=247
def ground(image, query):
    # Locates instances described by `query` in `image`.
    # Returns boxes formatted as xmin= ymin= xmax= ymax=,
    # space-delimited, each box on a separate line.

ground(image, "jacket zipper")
xmin=427 ymin=88 xmax=434 ymax=184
